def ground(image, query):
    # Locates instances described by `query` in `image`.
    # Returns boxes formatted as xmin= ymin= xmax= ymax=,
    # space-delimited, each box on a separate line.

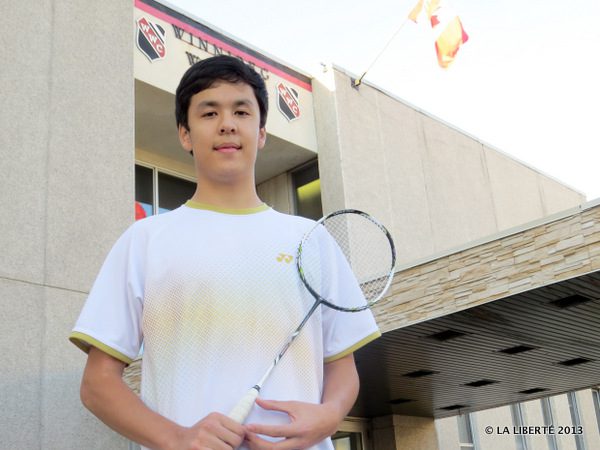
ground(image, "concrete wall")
xmin=373 ymin=415 xmax=439 ymax=450
xmin=257 ymin=172 xmax=294 ymax=214
xmin=312 ymin=67 xmax=585 ymax=267
xmin=0 ymin=1 xmax=134 ymax=448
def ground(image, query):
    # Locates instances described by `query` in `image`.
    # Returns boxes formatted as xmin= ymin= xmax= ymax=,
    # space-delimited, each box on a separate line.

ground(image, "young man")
xmin=70 ymin=55 xmax=380 ymax=450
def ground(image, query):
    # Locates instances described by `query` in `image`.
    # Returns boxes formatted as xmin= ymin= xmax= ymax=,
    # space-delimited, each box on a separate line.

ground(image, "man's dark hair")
xmin=175 ymin=55 xmax=269 ymax=130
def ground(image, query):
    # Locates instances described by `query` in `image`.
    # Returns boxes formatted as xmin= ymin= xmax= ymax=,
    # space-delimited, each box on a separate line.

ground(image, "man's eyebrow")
xmin=195 ymin=99 xmax=254 ymax=109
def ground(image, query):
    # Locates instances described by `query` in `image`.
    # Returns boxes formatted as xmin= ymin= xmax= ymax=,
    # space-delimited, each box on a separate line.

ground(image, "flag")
xmin=408 ymin=0 xmax=469 ymax=68
xmin=408 ymin=0 xmax=424 ymax=22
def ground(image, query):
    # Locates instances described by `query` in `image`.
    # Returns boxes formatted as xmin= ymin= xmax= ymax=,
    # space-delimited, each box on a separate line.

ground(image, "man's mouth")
xmin=214 ymin=143 xmax=241 ymax=153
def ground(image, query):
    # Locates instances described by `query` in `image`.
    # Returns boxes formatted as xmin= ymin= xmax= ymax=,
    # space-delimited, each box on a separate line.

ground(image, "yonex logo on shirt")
xmin=276 ymin=253 xmax=293 ymax=263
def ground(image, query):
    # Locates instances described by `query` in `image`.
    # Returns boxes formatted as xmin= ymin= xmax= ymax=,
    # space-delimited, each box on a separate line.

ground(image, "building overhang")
xmin=352 ymin=200 xmax=600 ymax=418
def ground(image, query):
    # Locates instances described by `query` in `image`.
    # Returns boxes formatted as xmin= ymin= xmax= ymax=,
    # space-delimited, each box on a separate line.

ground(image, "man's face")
xmin=178 ymin=81 xmax=266 ymax=185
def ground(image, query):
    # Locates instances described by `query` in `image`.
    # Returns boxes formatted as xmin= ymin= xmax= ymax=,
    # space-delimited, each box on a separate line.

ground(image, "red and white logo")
xmin=136 ymin=17 xmax=166 ymax=62
xmin=276 ymin=82 xmax=301 ymax=121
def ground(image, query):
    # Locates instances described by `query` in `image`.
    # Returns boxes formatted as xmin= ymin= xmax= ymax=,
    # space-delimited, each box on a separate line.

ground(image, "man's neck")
xmin=190 ymin=179 xmax=263 ymax=210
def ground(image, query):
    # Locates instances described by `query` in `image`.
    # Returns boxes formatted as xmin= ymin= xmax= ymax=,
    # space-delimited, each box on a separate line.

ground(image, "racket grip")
xmin=228 ymin=387 xmax=259 ymax=423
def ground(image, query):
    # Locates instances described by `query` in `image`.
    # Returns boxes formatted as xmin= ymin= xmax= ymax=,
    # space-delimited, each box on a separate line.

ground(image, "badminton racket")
xmin=228 ymin=209 xmax=396 ymax=423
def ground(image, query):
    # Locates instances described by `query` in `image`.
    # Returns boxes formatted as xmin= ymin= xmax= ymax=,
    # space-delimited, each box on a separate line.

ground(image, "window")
xmin=332 ymin=431 xmax=363 ymax=450
xmin=458 ymin=413 xmax=477 ymax=450
xmin=510 ymin=403 xmax=529 ymax=450
xmin=540 ymin=397 xmax=558 ymax=450
xmin=568 ymin=391 xmax=586 ymax=450
xmin=135 ymin=163 xmax=195 ymax=220
xmin=593 ymin=389 xmax=600 ymax=435
xmin=292 ymin=161 xmax=322 ymax=220
xmin=135 ymin=164 xmax=154 ymax=218
xmin=158 ymin=171 xmax=196 ymax=213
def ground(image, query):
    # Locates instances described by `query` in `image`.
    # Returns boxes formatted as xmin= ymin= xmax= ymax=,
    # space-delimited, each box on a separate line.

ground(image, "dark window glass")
xmin=158 ymin=172 xmax=196 ymax=214
xmin=135 ymin=165 xmax=154 ymax=219
xmin=292 ymin=161 xmax=322 ymax=220
xmin=332 ymin=432 xmax=362 ymax=450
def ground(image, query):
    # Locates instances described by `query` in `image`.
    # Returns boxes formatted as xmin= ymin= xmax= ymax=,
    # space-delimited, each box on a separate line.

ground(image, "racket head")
xmin=297 ymin=209 xmax=396 ymax=312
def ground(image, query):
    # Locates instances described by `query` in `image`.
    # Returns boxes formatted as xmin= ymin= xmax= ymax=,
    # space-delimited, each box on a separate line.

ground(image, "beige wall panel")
xmin=539 ymin=174 xmax=586 ymax=214
xmin=434 ymin=416 xmax=460 ymax=449
xmin=484 ymin=146 xmax=546 ymax=230
xmin=44 ymin=1 xmax=134 ymax=292
xmin=42 ymin=287 xmax=128 ymax=449
xmin=553 ymin=394 xmax=578 ymax=449
xmin=522 ymin=399 xmax=547 ymax=450
xmin=329 ymin=69 xmax=505 ymax=263
xmin=577 ymin=389 xmax=600 ymax=449
xmin=0 ymin=0 xmax=52 ymax=284
xmin=257 ymin=172 xmax=292 ymax=214
xmin=333 ymin=71 xmax=394 ymax=217
xmin=420 ymin=118 xmax=498 ymax=253
xmin=312 ymin=77 xmax=346 ymax=212
xmin=372 ymin=92 xmax=436 ymax=264
xmin=0 ymin=279 xmax=44 ymax=449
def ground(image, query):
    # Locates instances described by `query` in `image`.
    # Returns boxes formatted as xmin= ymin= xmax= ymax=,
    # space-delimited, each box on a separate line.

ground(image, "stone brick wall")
xmin=375 ymin=202 xmax=600 ymax=333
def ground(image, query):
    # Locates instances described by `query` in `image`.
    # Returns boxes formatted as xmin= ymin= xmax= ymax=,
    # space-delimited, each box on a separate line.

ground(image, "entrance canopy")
xmin=354 ymin=201 xmax=600 ymax=418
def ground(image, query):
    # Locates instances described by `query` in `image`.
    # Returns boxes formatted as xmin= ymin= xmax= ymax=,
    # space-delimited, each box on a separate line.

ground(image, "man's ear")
xmin=178 ymin=125 xmax=193 ymax=154
xmin=258 ymin=127 xmax=267 ymax=150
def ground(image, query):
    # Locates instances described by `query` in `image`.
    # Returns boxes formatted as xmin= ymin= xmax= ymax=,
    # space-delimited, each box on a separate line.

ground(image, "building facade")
xmin=1 ymin=1 xmax=598 ymax=449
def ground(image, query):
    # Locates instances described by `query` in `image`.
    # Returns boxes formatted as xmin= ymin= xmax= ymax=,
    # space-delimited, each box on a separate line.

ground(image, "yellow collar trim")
xmin=185 ymin=200 xmax=270 ymax=215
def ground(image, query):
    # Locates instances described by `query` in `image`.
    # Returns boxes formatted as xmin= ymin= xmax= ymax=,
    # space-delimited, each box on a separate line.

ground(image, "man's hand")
xmin=244 ymin=398 xmax=342 ymax=450
xmin=243 ymin=354 xmax=359 ymax=450
xmin=81 ymin=347 xmax=245 ymax=450
xmin=169 ymin=412 xmax=245 ymax=450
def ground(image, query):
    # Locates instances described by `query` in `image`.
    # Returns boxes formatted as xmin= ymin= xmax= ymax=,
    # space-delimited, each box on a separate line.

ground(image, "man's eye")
xmin=202 ymin=111 xmax=216 ymax=117
xmin=236 ymin=110 xmax=249 ymax=116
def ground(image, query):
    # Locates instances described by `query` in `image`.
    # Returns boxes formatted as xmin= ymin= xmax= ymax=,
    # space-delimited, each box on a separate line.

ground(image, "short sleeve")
xmin=69 ymin=224 xmax=145 ymax=365
xmin=318 ymin=229 xmax=381 ymax=362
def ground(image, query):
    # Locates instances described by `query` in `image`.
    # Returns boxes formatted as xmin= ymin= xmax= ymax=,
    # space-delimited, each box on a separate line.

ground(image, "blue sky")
xmin=167 ymin=0 xmax=600 ymax=200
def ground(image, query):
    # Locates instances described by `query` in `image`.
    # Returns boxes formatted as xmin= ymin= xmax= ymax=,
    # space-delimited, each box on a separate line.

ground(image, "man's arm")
xmin=244 ymin=353 xmax=359 ymax=449
xmin=81 ymin=347 xmax=245 ymax=450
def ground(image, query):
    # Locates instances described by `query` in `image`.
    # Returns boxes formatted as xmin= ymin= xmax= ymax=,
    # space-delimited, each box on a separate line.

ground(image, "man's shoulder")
xmin=126 ymin=206 xmax=188 ymax=237
xmin=266 ymin=209 xmax=317 ymax=227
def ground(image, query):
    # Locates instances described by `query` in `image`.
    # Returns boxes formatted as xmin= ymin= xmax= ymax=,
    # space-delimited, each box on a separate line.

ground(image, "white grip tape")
xmin=228 ymin=387 xmax=259 ymax=423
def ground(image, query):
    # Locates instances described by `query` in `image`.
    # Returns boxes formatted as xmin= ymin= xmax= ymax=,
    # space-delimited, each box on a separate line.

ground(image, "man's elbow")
xmin=80 ymin=373 xmax=98 ymax=412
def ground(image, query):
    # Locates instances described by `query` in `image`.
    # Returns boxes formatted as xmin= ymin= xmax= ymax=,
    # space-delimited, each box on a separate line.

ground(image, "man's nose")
xmin=219 ymin=113 xmax=237 ymax=133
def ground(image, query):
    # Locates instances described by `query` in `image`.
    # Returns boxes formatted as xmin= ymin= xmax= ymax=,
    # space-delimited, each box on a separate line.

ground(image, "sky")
xmin=167 ymin=0 xmax=600 ymax=200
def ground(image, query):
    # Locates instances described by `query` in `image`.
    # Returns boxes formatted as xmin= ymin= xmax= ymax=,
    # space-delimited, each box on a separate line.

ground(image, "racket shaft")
xmin=228 ymin=301 xmax=321 ymax=423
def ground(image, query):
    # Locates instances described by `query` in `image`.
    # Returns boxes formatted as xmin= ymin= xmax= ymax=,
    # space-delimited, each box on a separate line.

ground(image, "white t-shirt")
xmin=70 ymin=201 xmax=380 ymax=450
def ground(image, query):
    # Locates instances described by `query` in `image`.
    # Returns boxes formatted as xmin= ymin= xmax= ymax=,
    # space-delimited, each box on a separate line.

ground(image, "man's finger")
xmin=255 ymin=398 xmax=297 ymax=413
xmin=246 ymin=432 xmax=302 ymax=450
xmin=245 ymin=422 xmax=295 ymax=438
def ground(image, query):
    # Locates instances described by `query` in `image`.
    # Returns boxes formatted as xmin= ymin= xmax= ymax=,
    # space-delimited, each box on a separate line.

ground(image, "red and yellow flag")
xmin=408 ymin=0 xmax=469 ymax=68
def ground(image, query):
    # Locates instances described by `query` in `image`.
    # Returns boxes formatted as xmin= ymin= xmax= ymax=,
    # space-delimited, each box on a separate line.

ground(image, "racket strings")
xmin=299 ymin=212 xmax=395 ymax=309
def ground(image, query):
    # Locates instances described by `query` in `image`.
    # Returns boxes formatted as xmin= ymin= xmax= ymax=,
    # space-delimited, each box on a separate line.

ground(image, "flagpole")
xmin=353 ymin=18 xmax=409 ymax=87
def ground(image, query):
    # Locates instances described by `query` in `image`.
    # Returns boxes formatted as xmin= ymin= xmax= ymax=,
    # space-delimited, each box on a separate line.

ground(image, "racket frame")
xmin=297 ymin=209 xmax=396 ymax=312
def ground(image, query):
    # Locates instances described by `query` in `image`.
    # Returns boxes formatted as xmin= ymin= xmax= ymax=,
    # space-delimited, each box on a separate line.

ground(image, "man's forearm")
xmin=81 ymin=348 xmax=182 ymax=450
xmin=322 ymin=354 xmax=360 ymax=422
